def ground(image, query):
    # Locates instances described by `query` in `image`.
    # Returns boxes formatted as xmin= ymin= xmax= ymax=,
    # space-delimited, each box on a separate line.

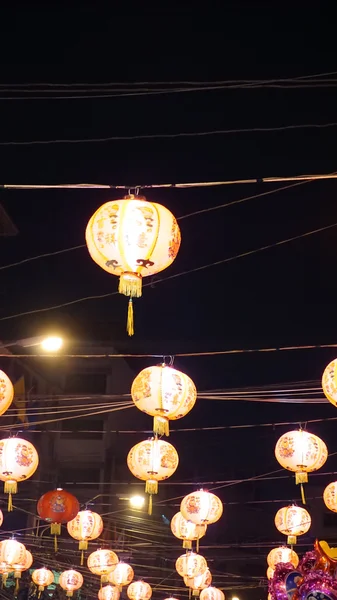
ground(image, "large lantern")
xmin=274 ymin=505 xmax=311 ymax=545
xmin=37 ymin=488 xmax=79 ymax=551
xmin=85 ymin=194 xmax=181 ymax=336
xmin=267 ymin=547 xmax=299 ymax=569
xmin=59 ymin=570 xmax=83 ymax=597
xmin=131 ymin=364 xmax=197 ymax=436
xmin=0 ymin=437 xmax=39 ymax=511
xmin=323 ymin=481 xmax=337 ymax=512
xmin=127 ymin=581 xmax=152 ymax=600
xmin=32 ymin=568 xmax=54 ymax=595
xmin=0 ymin=371 xmax=14 ymax=416
xmin=171 ymin=512 xmax=207 ymax=551
xmin=184 ymin=569 xmax=212 ymax=597
xmin=67 ymin=510 xmax=103 ymax=563
xmin=0 ymin=539 xmax=27 ymax=571
xmin=180 ymin=490 xmax=223 ymax=525
xmin=127 ymin=437 xmax=179 ymax=514
xmin=200 ymin=587 xmax=224 ymax=600
xmin=99 ymin=585 xmax=120 ymax=600
xmin=108 ymin=562 xmax=134 ymax=590
xmin=88 ymin=549 xmax=119 ymax=584
xmin=275 ymin=429 xmax=327 ymax=503
xmin=176 ymin=552 xmax=207 ymax=578
xmin=322 ymin=359 xmax=337 ymax=406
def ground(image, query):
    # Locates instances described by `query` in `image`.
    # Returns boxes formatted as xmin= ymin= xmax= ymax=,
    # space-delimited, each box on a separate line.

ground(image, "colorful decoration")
xmin=0 ymin=437 xmax=39 ymax=511
xmin=268 ymin=562 xmax=302 ymax=600
xmin=108 ymin=562 xmax=134 ymax=590
xmin=67 ymin=510 xmax=103 ymax=563
xmin=87 ymin=549 xmax=119 ymax=584
xmin=176 ymin=551 xmax=208 ymax=578
xmin=0 ymin=371 xmax=14 ymax=416
xmin=274 ymin=505 xmax=311 ymax=545
xmin=131 ymin=364 xmax=197 ymax=436
xmin=37 ymin=488 xmax=79 ymax=551
xmin=267 ymin=547 xmax=299 ymax=569
xmin=32 ymin=568 xmax=54 ymax=595
xmin=85 ymin=194 xmax=181 ymax=336
xmin=323 ymin=481 xmax=337 ymax=512
xmin=180 ymin=490 xmax=223 ymax=525
xmin=322 ymin=359 xmax=337 ymax=406
xmin=275 ymin=429 xmax=327 ymax=503
xmin=127 ymin=581 xmax=152 ymax=600
xmin=184 ymin=569 xmax=212 ymax=596
xmin=200 ymin=587 xmax=224 ymax=600
xmin=99 ymin=585 xmax=120 ymax=600
xmin=171 ymin=511 xmax=207 ymax=550
xmin=267 ymin=567 xmax=275 ymax=580
xmin=127 ymin=437 xmax=179 ymax=514
xmin=59 ymin=570 xmax=84 ymax=597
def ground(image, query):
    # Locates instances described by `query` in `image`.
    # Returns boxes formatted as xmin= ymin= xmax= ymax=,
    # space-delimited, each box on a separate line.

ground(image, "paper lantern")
xmin=13 ymin=550 xmax=33 ymax=585
xmin=180 ymin=490 xmax=223 ymax=525
xmin=267 ymin=567 xmax=274 ymax=580
xmin=274 ymin=505 xmax=311 ymax=545
xmin=127 ymin=437 xmax=179 ymax=514
xmin=59 ymin=570 xmax=83 ymax=597
xmin=32 ymin=568 xmax=54 ymax=593
xmin=67 ymin=510 xmax=103 ymax=563
xmin=171 ymin=512 xmax=207 ymax=550
xmin=99 ymin=585 xmax=120 ymax=600
xmin=86 ymin=194 xmax=181 ymax=336
xmin=0 ymin=539 xmax=26 ymax=570
xmin=322 ymin=359 xmax=337 ymax=406
xmin=323 ymin=481 xmax=337 ymax=512
xmin=267 ymin=546 xmax=299 ymax=569
xmin=200 ymin=587 xmax=225 ymax=600
xmin=275 ymin=429 xmax=327 ymax=503
xmin=37 ymin=488 xmax=79 ymax=550
xmin=184 ymin=569 xmax=212 ymax=597
xmin=0 ymin=437 xmax=39 ymax=511
xmin=176 ymin=552 xmax=207 ymax=578
xmin=108 ymin=562 xmax=134 ymax=589
xmin=0 ymin=371 xmax=14 ymax=416
xmin=131 ymin=364 xmax=197 ymax=436
xmin=88 ymin=549 xmax=118 ymax=583
xmin=127 ymin=581 xmax=152 ymax=600
xmin=0 ymin=509 xmax=3 ymax=528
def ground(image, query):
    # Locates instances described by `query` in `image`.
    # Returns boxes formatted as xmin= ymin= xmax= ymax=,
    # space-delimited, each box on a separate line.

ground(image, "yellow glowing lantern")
xmin=323 ymin=481 xmax=337 ymax=512
xmin=200 ymin=587 xmax=225 ymax=600
xmin=322 ymin=360 xmax=337 ymax=406
xmin=108 ymin=562 xmax=134 ymax=590
xmin=99 ymin=586 xmax=120 ymax=600
xmin=267 ymin=546 xmax=299 ymax=568
xmin=0 ymin=509 xmax=3 ymax=528
xmin=88 ymin=549 xmax=118 ymax=584
xmin=86 ymin=194 xmax=181 ymax=336
xmin=14 ymin=550 xmax=33 ymax=592
xmin=184 ymin=569 xmax=212 ymax=597
xmin=67 ymin=510 xmax=103 ymax=563
xmin=32 ymin=568 xmax=54 ymax=594
xmin=176 ymin=551 xmax=208 ymax=578
xmin=275 ymin=429 xmax=327 ymax=503
xmin=0 ymin=539 xmax=27 ymax=571
xmin=180 ymin=490 xmax=223 ymax=525
xmin=267 ymin=568 xmax=275 ymax=580
xmin=127 ymin=581 xmax=152 ymax=600
xmin=171 ymin=511 xmax=207 ymax=551
xmin=0 ymin=371 xmax=14 ymax=416
xmin=274 ymin=505 xmax=311 ymax=545
xmin=127 ymin=437 xmax=179 ymax=515
xmin=0 ymin=437 xmax=39 ymax=511
xmin=131 ymin=364 xmax=197 ymax=436
xmin=59 ymin=570 xmax=83 ymax=597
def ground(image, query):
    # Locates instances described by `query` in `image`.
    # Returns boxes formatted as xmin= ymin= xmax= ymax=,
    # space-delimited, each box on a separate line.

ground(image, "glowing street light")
xmin=129 ymin=495 xmax=145 ymax=510
xmin=232 ymin=596 xmax=240 ymax=600
xmin=40 ymin=336 xmax=63 ymax=352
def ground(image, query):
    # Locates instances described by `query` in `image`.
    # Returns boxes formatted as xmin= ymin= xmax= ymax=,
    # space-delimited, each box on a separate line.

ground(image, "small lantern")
xmin=274 ymin=505 xmax=311 ymax=545
xmin=200 ymin=587 xmax=224 ymax=600
xmin=12 ymin=549 xmax=33 ymax=593
xmin=0 ymin=371 xmax=14 ymax=416
xmin=108 ymin=562 xmax=134 ymax=590
xmin=127 ymin=437 xmax=179 ymax=515
xmin=88 ymin=549 xmax=119 ymax=584
xmin=176 ymin=552 xmax=207 ymax=578
xmin=171 ymin=512 xmax=207 ymax=551
xmin=67 ymin=510 xmax=103 ymax=564
xmin=323 ymin=481 xmax=337 ymax=512
xmin=59 ymin=570 xmax=83 ymax=597
xmin=180 ymin=490 xmax=223 ymax=525
xmin=127 ymin=581 xmax=152 ymax=600
xmin=184 ymin=569 xmax=212 ymax=597
xmin=99 ymin=585 xmax=120 ymax=600
xmin=32 ymin=568 xmax=54 ymax=596
xmin=0 ymin=539 xmax=26 ymax=571
xmin=131 ymin=364 xmax=197 ymax=436
xmin=267 ymin=547 xmax=299 ymax=569
xmin=0 ymin=437 xmax=39 ymax=511
xmin=37 ymin=488 xmax=79 ymax=551
xmin=322 ymin=359 xmax=337 ymax=406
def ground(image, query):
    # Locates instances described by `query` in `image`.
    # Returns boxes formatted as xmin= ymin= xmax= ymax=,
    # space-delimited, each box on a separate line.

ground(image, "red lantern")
xmin=37 ymin=488 xmax=79 ymax=551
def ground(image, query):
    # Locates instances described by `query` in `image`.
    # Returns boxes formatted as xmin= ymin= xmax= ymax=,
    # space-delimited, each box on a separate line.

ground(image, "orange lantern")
xmin=67 ymin=510 xmax=103 ymax=564
xmin=59 ymin=570 xmax=83 ymax=597
xmin=180 ymin=490 xmax=223 ymax=525
xmin=0 ymin=437 xmax=39 ymax=511
xmin=267 ymin=547 xmax=299 ymax=569
xmin=322 ymin=359 xmax=337 ymax=406
xmin=171 ymin=512 xmax=207 ymax=551
xmin=37 ymin=488 xmax=79 ymax=551
xmin=85 ymin=194 xmax=181 ymax=336
xmin=88 ymin=549 xmax=119 ymax=584
xmin=127 ymin=437 xmax=179 ymax=514
xmin=131 ymin=364 xmax=197 ymax=436
xmin=108 ymin=562 xmax=134 ymax=590
xmin=274 ymin=505 xmax=311 ymax=545
xmin=0 ymin=371 xmax=14 ymax=416
xmin=99 ymin=585 xmax=120 ymax=600
xmin=184 ymin=569 xmax=212 ymax=597
xmin=127 ymin=581 xmax=152 ymax=600
xmin=32 ymin=568 xmax=54 ymax=595
xmin=323 ymin=482 xmax=337 ymax=512
xmin=200 ymin=587 xmax=224 ymax=600
xmin=267 ymin=567 xmax=275 ymax=580
xmin=176 ymin=552 xmax=208 ymax=578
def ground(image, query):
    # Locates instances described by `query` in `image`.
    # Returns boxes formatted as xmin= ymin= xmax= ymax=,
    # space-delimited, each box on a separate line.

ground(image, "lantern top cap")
xmin=123 ymin=194 xmax=147 ymax=202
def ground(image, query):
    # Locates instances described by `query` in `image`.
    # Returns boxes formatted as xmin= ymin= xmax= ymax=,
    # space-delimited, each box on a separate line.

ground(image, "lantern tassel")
xmin=148 ymin=494 xmax=153 ymax=516
xmin=183 ymin=540 xmax=192 ymax=550
xmin=300 ymin=483 xmax=306 ymax=505
xmin=7 ymin=492 xmax=12 ymax=512
xmin=81 ymin=550 xmax=84 ymax=566
xmin=119 ymin=272 xmax=142 ymax=298
xmin=54 ymin=534 xmax=58 ymax=553
xmin=4 ymin=481 xmax=17 ymax=512
xmin=153 ymin=416 xmax=169 ymax=437
xmin=14 ymin=578 xmax=19 ymax=596
xmin=196 ymin=537 xmax=200 ymax=553
xmin=127 ymin=298 xmax=134 ymax=337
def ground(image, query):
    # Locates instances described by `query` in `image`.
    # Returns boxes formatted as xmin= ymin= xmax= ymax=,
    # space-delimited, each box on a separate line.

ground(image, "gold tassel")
xmin=192 ymin=590 xmax=200 ymax=597
xmin=79 ymin=540 xmax=88 ymax=550
xmin=4 ymin=481 xmax=17 ymax=512
xmin=153 ymin=415 xmax=169 ymax=436
xmin=51 ymin=523 xmax=61 ymax=535
xmin=127 ymin=298 xmax=134 ymax=337
xmin=287 ymin=535 xmax=297 ymax=545
xmin=183 ymin=540 xmax=192 ymax=550
xmin=14 ymin=577 xmax=20 ymax=596
xmin=54 ymin=534 xmax=58 ymax=553
xmin=80 ymin=550 xmax=84 ymax=566
xmin=196 ymin=537 xmax=199 ymax=553
xmin=148 ymin=494 xmax=153 ymax=516
xmin=119 ymin=272 xmax=142 ymax=298
xmin=7 ymin=492 xmax=12 ymax=512
xmin=2 ymin=573 xmax=7 ymax=588
xmin=300 ymin=483 xmax=306 ymax=504
xmin=145 ymin=480 xmax=158 ymax=495
xmin=66 ymin=592 xmax=73 ymax=597
xmin=295 ymin=471 xmax=308 ymax=484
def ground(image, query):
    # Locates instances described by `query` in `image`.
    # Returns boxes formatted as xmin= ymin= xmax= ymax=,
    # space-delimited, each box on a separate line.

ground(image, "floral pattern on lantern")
xmin=171 ymin=512 xmax=207 ymax=550
xmin=59 ymin=570 xmax=83 ymax=597
xmin=0 ymin=437 xmax=39 ymax=511
xmin=67 ymin=510 xmax=103 ymax=563
xmin=86 ymin=195 xmax=181 ymax=336
xmin=127 ymin=581 xmax=152 ymax=600
xmin=274 ymin=505 xmax=311 ymax=545
xmin=0 ymin=371 xmax=14 ymax=416
xmin=200 ymin=587 xmax=225 ymax=600
xmin=32 ymin=568 xmax=54 ymax=592
xmin=176 ymin=552 xmax=207 ymax=578
xmin=127 ymin=437 xmax=179 ymax=514
xmin=324 ymin=482 xmax=337 ymax=512
xmin=108 ymin=563 xmax=134 ymax=589
xmin=184 ymin=568 xmax=212 ymax=596
xmin=99 ymin=585 xmax=120 ymax=600
xmin=88 ymin=549 xmax=118 ymax=583
xmin=131 ymin=364 xmax=197 ymax=436
xmin=267 ymin=547 xmax=299 ymax=569
xmin=275 ymin=430 xmax=327 ymax=482
xmin=180 ymin=490 xmax=223 ymax=525
xmin=322 ymin=360 xmax=337 ymax=406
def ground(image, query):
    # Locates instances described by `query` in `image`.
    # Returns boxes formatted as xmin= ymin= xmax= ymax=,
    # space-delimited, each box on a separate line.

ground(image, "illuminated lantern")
xmin=0 ymin=539 xmax=26 ymax=570
xmin=180 ymin=490 xmax=223 ymax=525
xmin=13 ymin=550 xmax=33 ymax=591
xmin=0 ymin=371 xmax=14 ymax=416
xmin=200 ymin=587 xmax=225 ymax=600
xmin=171 ymin=512 xmax=207 ymax=550
xmin=67 ymin=510 xmax=103 ymax=564
xmin=127 ymin=437 xmax=179 ymax=515
xmin=108 ymin=562 xmax=134 ymax=590
xmin=131 ymin=364 xmax=197 ymax=436
xmin=275 ymin=429 xmax=327 ymax=503
xmin=127 ymin=581 xmax=152 ymax=600
xmin=176 ymin=552 xmax=207 ymax=578
xmin=184 ymin=569 xmax=212 ymax=597
xmin=59 ymin=570 xmax=83 ymax=597
xmin=88 ymin=549 xmax=119 ymax=583
xmin=32 ymin=568 xmax=54 ymax=594
xmin=322 ymin=359 xmax=337 ymax=406
xmin=267 ymin=547 xmax=299 ymax=569
xmin=274 ymin=505 xmax=311 ymax=545
xmin=0 ymin=437 xmax=39 ymax=511
xmin=267 ymin=567 xmax=274 ymax=580
xmin=99 ymin=585 xmax=120 ymax=600
xmin=324 ymin=481 xmax=337 ymax=512
xmin=85 ymin=194 xmax=181 ymax=336
xmin=37 ymin=488 xmax=79 ymax=551
xmin=0 ymin=509 xmax=3 ymax=527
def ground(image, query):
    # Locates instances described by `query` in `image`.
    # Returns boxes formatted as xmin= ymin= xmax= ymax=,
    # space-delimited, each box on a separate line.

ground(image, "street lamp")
xmin=40 ymin=336 xmax=63 ymax=352
xmin=129 ymin=495 xmax=145 ymax=510
xmin=0 ymin=335 xmax=63 ymax=352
